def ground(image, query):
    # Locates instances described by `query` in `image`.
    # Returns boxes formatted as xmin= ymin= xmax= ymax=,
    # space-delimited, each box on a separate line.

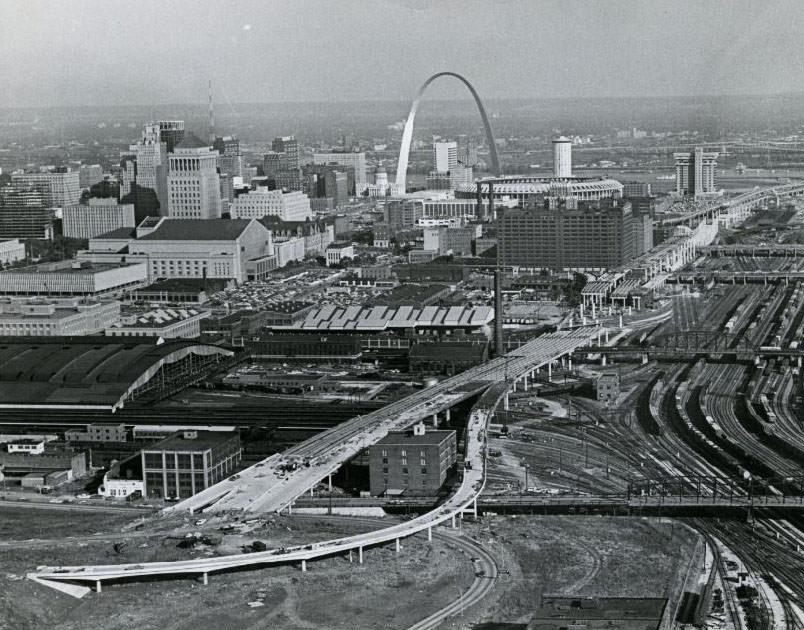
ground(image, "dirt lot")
xmin=465 ymin=515 xmax=697 ymax=627
xmin=0 ymin=508 xmax=474 ymax=630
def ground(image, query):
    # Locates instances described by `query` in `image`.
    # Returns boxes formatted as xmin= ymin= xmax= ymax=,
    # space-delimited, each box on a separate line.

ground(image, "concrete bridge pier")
xmin=503 ymin=392 xmax=509 ymax=411
xmin=445 ymin=408 xmax=451 ymax=423
xmin=642 ymin=353 xmax=648 ymax=365
xmin=432 ymin=413 xmax=439 ymax=428
xmin=601 ymin=354 xmax=607 ymax=366
xmin=427 ymin=525 xmax=432 ymax=542
xmin=395 ymin=538 xmax=401 ymax=553
xmin=349 ymin=549 xmax=353 ymax=563
xmin=568 ymin=356 xmax=572 ymax=371
xmin=203 ymin=572 xmax=209 ymax=585
xmin=451 ymin=514 xmax=457 ymax=528
xmin=328 ymin=474 xmax=333 ymax=493
xmin=358 ymin=546 xmax=363 ymax=564
xmin=96 ymin=581 xmax=102 ymax=594
xmin=301 ymin=560 xmax=307 ymax=572
xmin=523 ymin=375 xmax=529 ymax=391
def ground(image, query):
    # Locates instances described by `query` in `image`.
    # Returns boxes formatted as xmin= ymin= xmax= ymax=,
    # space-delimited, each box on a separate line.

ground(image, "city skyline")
xmin=3 ymin=0 xmax=804 ymax=108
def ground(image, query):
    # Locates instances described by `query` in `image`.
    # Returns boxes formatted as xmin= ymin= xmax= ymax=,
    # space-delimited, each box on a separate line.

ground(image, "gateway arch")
xmin=395 ymin=72 xmax=501 ymax=193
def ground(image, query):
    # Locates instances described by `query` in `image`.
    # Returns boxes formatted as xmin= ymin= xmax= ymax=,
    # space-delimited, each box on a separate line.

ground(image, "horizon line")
xmin=3 ymin=90 xmax=804 ymax=111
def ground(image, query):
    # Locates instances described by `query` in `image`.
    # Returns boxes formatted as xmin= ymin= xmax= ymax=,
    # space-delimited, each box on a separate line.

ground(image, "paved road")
xmin=167 ymin=327 xmax=603 ymax=516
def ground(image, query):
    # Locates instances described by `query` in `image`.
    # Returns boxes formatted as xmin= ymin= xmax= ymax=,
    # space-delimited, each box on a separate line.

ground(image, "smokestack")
xmin=208 ymin=79 xmax=215 ymax=144
xmin=494 ymin=269 xmax=504 ymax=357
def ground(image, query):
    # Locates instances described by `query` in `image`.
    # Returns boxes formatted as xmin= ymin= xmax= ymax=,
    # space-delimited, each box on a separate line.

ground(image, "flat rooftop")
xmin=375 ymin=428 xmax=455 ymax=446
xmin=0 ymin=260 xmax=139 ymax=275
xmin=145 ymin=430 xmax=238 ymax=452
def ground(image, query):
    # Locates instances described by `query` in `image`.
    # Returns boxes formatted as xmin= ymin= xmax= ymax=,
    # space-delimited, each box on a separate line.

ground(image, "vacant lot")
xmin=0 ymin=508 xmax=474 ymax=630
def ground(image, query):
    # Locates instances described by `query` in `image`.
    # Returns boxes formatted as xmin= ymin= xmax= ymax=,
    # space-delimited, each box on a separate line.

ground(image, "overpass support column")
xmin=95 ymin=581 xmax=102 ymax=594
xmin=328 ymin=474 xmax=333 ymax=493
xmin=358 ymin=546 xmax=363 ymax=564
xmin=427 ymin=525 xmax=432 ymax=541
xmin=568 ymin=357 xmax=572 ymax=372
xmin=798 ymin=357 xmax=802 ymax=369
xmin=301 ymin=560 xmax=307 ymax=572
xmin=432 ymin=413 xmax=439 ymax=428
xmin=451 ymin=514 xmax=456 ymax=529
xmin=445 ymin=408 xmax=451 ymax=423
xmin=605 ymin=330 xmax=609 ymax=344
xmin=473 ymin=498 xmax=478 ymax=517
xmin=349 ymin=549 xmax=353 ymax=563
xmin=642 ymin=353 xmax=648 ymax=365
xmin=512 ymin=379 xmax=517 ymax=393
xmin=601 ymin=354 xmax=607 ymax=367
xmin=503 ymin=392 xmax=509 ymax=411
xmin=548 ymin=362 xmax=552 ymax=382
xmin=203 ymin=572 xmax=208 ymax=585
xmin=523 ymin=375 xmax=529 ymax=391
xmin=395 ymin=538 xmax=401 ymax=553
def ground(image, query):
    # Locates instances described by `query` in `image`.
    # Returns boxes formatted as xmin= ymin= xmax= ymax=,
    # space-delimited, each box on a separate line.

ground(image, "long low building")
xmin=0 ymin=297 xmax=120 ymax=336
xmin=0 ymin=337 xmax=233 ymax=410
xmin=265 ymin=304 xmax=494 ymax=335
xmin=0 ymin=260 xmax=148 ymax=297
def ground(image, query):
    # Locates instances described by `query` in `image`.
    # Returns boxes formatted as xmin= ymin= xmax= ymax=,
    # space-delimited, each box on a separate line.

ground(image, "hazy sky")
xmin=3 ymin=0 xmax=804 ymax=107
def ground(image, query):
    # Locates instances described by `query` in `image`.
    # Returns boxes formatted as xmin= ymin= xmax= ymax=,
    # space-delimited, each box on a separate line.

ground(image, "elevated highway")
xmin=32 ymin=329 xmax=600 ymax=591
xmin=167 ymin=327 xmax=603 ymax=515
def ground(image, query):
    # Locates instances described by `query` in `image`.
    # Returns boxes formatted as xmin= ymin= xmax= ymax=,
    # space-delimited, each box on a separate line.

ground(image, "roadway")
xmin=32 ymin=329 xmax=603 ymax=589
xmin=166 ymin=327 xmax=603 ymax=516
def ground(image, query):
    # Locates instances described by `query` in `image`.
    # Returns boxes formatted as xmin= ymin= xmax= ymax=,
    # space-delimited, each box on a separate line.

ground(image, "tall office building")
xmin=212 ymin=135 xmax=244 ymax=180
xmin=127 ymin=123 xmax=169 ymax=216
xmin=62 ymin=198 xmax=136 ymax=239
xmin=269 ymin=136 xmax=302 ymax=191
xmin=167 ymin=135 xmax=222 ymax=220
xmin=312 ymin=151 xmax=367 ymax=195
xmin=498 ymin=198 xmax=638 ymax=270
xmin=552 ymin=136 xmax=572 ymax=178
xmin=674 ymin=148 xmax=719 ymax=199
xmin=433 ymin=141 xmax=458 ymax=174
xmin=0 ymin=188 xmax=54 ymax=239
xmin=11 ymin=168 xmax=81 ymax=208
xmin=303 ymin=164 xmax=350 ymax=207
xmin=157 ymin=121 xmax=185 ymax=153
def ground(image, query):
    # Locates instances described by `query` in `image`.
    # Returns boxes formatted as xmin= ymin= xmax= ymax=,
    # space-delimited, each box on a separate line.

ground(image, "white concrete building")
xmin=326 ymin=242 xmax=355 ymax=266
xmin=62 ymin=199 xmax=136 ymax=239
xmin=167 ymin=139 xmax=222 ymax=220
xmin=126 ymin=218 xmax=273 ymax=283
xmin=7 ymin=439 xmax=45 ymax=454
xmin=0 ymin=239 xmax=25 ymax=266
xmin=0 ymin=297 xmax=121 ymax=336
xmin=274 ymin=238 xmax=306 ymax=267
xmin=433 ymin=141 xmax=458 ymax=174
xmin=10 ymin=168 xmax=81 ymax=208
xmin=0 ymin=260 xmax=148 ymax=297
xmin=552 ymin=136 xmax=572 ymax=178
xmin=98 ymin=474 xmax=144 ymax=499
xmin=230 ymin=188 xmax=312 ymax=222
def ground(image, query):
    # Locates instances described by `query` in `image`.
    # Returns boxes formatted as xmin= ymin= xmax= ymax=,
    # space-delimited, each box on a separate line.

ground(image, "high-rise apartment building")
xmin=674 ymin=148 xmax=719 ymax=199
xmin=167 ymin=136 xmax=222 ymax=220
xmin=62 ymin=198 xmax=136 ymax=239
xmin=11 ymin=168 xmax=81 ymax=208
xmin=312 ymin=151 xmax=367 ymax=195
xmin=385 ymin=198 xmax=424 ymax=231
